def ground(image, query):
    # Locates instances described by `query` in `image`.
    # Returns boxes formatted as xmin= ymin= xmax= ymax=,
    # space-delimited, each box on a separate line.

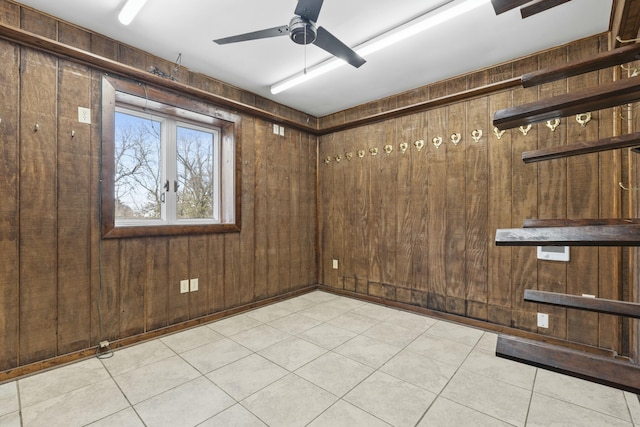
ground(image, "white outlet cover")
xmin=78 ymin=106 xmax=91 ymax=124
xmin=273 ymin=124 xmax=279 ymax=134
xmin=332 ymin=259 xmax=338 ymax=269
xmin=190 ymin=278 xmax=199 ymax=292
xmin=537 ymin=313 xmax=549 ymax=328
xmin=180 ymin=279 xmax=189 ymax=294
xmin=279 ymin=126 xmax=285 ymax=136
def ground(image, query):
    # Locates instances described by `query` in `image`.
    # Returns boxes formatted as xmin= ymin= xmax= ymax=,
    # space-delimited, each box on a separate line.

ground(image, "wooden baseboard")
xmin=0 ymin=285 xmax=319 ymax=384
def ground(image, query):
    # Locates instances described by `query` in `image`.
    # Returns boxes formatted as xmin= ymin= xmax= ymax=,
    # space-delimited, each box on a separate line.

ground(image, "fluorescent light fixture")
xmin=118 ymin=0 xmax=148 ymax=25
xmin=271 ymin=0 xmax=490 ymax=95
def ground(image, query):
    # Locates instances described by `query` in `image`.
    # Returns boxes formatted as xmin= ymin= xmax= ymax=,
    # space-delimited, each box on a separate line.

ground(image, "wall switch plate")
xmin=78 ymin=106 xmax=91 ymax=124
xmin=273 ymin=124 xmax=279 ymax=134
xmin=180 ymin=279 xmax=189 ymax=294
xmin=537 ymin=313 xmax=549 ymax=328
xmin=190 ymin=278 xmax=199 ymax=292
xmin=279 ymin=126 xmax=285 ymax=136
xmin=332 ymin=259 xmax=338 ymax=269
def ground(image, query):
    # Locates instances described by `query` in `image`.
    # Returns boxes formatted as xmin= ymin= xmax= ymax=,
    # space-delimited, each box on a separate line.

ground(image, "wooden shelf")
xmin=521 ymin=42 xmax=640 ymax=88
xmin=495 ymin=224 xmax=640 ymax=246
xmin=497 ymin=335 xmax=640 ymax=394
xmin=522 ymin=132 xmax=640 ymax=163
xmin=523 ymin=218 xmax=640 ymax=227
xmin=524 ymin=290 xmax=640 ymax=319
xmin=493 ymin=77 xmax=640 ymax=130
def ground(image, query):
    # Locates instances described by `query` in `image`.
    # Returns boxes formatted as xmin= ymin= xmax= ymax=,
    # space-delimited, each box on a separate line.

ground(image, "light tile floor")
xmin=1 ymin=290 xmax=639 ymax=427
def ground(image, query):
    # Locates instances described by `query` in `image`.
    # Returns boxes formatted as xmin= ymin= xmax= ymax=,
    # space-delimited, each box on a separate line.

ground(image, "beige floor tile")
xmin=181 ymin=337 xmax=253 ymax=374
xmin=344 ymin=371 xmax=436 ymax=426
xmin=198 ymin=404 xmax=267 ymax=427
xmin=259 ymin=336 xmax=327 ymax=371
xmin=297 ymin=323 xmax=358 ymax=349
xmin=418 ymin=397 xmax=513 ymax=427
xmin=100 ymin=339 xmax=175 ymax=376
xmin=295 ymin=352 xmax=374 ymax=396
xmin=241 ymin=374 xmax=337 ymax=427
xmin=271 ymin=296 xmax=318 ymax=313
xmin=86 ymin=407 xmax=145 ymax=427
xmin=475 ymin=332 xmax=498 ymax=352
xmin=534 ymin=368 xmax=631 ymax=421
xmin=350 ymin=303 xmax=398 ymax=321
xmin=245 ymin=304 xmax=294 ymax=323
xmin=307 ymin=400 xmax=391 ymax=427
xmin=0 ymin=382 xmax=18 ymax=417
xmin=21 ymin=378 xmax=128 ymax=427
xmin=406 ymin=333 xmax=473 ymax=367
xmin=160 ymin=325 xmax=224 ymax=353
xmin=363 ymin=322 xmax=422 ymax=348
xmin=461 ymin=348 xmax=536 ymax=390
xmin=135 ymin=377 xmax=235 ymax=427
xmin=527 ymin=392 xmax=633 ymax=427
xmin=327 ymin=312 xmax=380 ymax=334
xmin=114 ymin=355 xmax=200 ymax=404
xmin=268 ymin=312 xmax=323 ymax=335
xmin=334 ymin=335 xmax=401 ymax=369
xmin=441 ymin=369 xmax=530 ymax=427
xmin=19 ymin=357 xmax=110 ymax=408
xmin=323 ymin=296 xmax=366 ymax=311
xmin=207 ymin=314 xmax=262 ymax=336
xmin=425 ymin=320 xmax=484 ymax=347
xmin=0 ymin=412 xmax=20 ymax=427
xmin=230 ymin=324 xmax=291 ymax=352
xmin=300 ymin=291 xmax=338 ymax=303
xmin=383 ymin=310 xmax=437 ymax=332
xmin=380 ymin=349 xmax=457 ymax=394
xmin=625 ymin=392 xmax=640 ymax=425
xmin=300 ymin=302 xmax=350 ymax=322
xmin=207 ymin=354 xmax=288 ymax=400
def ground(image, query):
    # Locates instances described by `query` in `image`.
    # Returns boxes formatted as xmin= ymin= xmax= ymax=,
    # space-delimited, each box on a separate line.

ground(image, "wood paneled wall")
xmin=319 ymin=35 xmax=628 ymax=354
xmin=0 ymin=1 xmax=317 ymax=372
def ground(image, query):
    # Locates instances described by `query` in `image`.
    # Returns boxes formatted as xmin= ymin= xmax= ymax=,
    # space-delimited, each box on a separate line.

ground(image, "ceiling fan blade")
xmin=294 ymin=0 xmax=324 ymax=23
xmin=313 ymin=26 xmax=366 ymax=68
xmin=214 ymin=25 xmax=289 ymax=45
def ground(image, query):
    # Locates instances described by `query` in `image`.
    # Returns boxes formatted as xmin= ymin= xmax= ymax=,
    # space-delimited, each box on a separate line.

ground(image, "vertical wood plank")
xmin=189 ymin=236 xmax=209 ymax=318
xmin=411 ymin=112 xmax=429 ymax=302
xmin=276 ymin=129 xmax=291 ymax=293
xmin=426 ymin=83 xmax=448 ymax=311
xmin=0 ymin=38 xmax=19 ymax=370
xmin=168 ymin=238 xmax=189 ymax=323
xmin=565 ymin=38 xmax=601 ymax=346
xmin=57 ymin=60 xmax=92 ymax=354
xmin=19 ymin=48 xmax=58 ymax=365
xmin=487 ymin=86 xmax=513 ymax=326
xmin=342 ymin=129 xmax=357 ymax=291
xmin=379 ymin=120 xmax=397 ymax=288
xmin=535 ymin=47 xmax=568 ymax=340
xmin=0 ymin=0 xmax=19 ymax=26
xmin=396 ymin=115 xmax=416 ymax=290
xmin=207 ymin=235 xmax=225 ymax=313
xmin=445 ymin=89 xmax=467 ymax=316
xmin=145 ymin=239 xmax=168 ymax=331
xmin=253 ymin=119 xmax=268 ymax=299
xmin=368 ymin=123 xmax=384 ymax=288
xmin=353 ymin=131 xmax=370 ymax=294
xmin=119 ymin=239 xmax=146 ymax=336
xmin=465 ymin=95 xmax=489 ymax=320
xmin=266 ymin=129 xmax=280 ymax=296
xmin=240 ymin=118 xmax=256 ymax=303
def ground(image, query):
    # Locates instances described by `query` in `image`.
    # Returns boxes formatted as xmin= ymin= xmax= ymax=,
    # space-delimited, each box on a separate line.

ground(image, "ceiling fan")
xmin=213 ymin=0 xmax=366 ymax=68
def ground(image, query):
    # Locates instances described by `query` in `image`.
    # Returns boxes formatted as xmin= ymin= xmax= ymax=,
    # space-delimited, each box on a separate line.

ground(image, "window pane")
xmin=114 ymin=112 xmax=162 ymax=220
xmin=176 ymin=126 xmax=215 ymax=220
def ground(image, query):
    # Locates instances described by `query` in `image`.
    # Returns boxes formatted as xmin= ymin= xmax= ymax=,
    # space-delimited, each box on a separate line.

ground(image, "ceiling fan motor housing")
xmin=289 ymin=16 xmax=317 ymax=45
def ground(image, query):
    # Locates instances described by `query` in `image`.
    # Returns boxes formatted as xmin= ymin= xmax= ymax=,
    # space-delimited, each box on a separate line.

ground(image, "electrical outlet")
xmin=537 ymin=313 xmax=549 ymax=329
xmin=180 ymin=279 xmax=189 ymax=294
xmin=190 ymin=278 xmax=199 ymax=292
xmin=332 ymin=259 xmax=338 ymax=269
xmin=78 ymin=106 xmax=91 ymax=124
xmin=273 ymin=124 xmax=279 ymax=134
xmin=279 ymin=126 xmax=285 ymax=136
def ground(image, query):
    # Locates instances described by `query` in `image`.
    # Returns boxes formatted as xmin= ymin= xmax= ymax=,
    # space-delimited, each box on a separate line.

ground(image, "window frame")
xmin=101 ymin=75 xmax=241 ymax=238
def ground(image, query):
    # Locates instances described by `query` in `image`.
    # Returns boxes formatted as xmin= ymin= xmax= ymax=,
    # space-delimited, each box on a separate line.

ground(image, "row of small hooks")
xmin=324 ymin=113 xmax=593 ymax=163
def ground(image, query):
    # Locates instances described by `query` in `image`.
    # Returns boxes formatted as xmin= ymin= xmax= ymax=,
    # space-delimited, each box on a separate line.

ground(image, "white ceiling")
xmin=14 ymin=0 xmax=613 ymax=117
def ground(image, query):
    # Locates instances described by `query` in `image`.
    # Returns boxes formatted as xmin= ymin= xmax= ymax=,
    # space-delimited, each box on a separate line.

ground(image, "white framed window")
xmin=101 ymin=75 xmax=241 ymax=238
